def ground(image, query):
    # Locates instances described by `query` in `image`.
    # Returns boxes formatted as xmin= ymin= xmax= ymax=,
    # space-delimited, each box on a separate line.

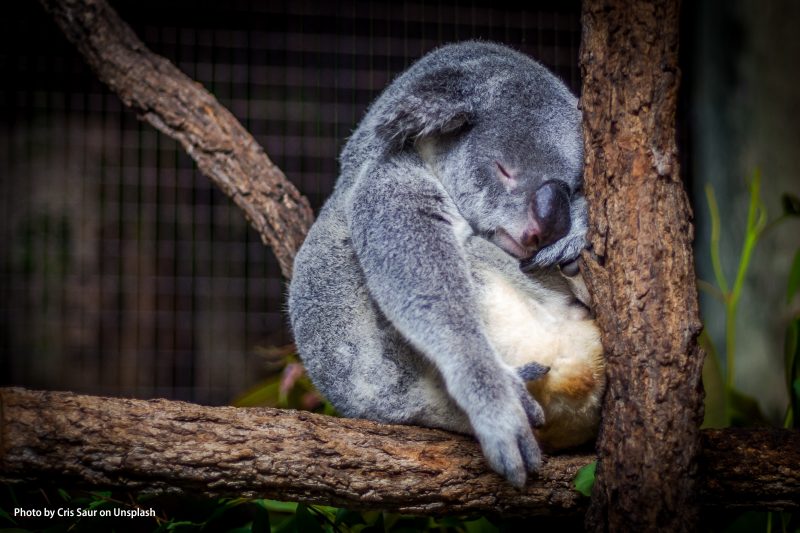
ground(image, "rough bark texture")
xmin=0 ymin=388 xmax=588 ymax=517
xmin=1 ymin=389 xmax=798 ymax=516
xmin=579 ymin=1 xmax=706 ymax=531
xmin=39 ymin=0 xmax=314 ymax=279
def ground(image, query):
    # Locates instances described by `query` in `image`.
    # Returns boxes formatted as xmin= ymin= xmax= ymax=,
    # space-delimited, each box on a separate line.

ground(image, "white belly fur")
xmin=481 ymin=270 xmax=605 ymax=451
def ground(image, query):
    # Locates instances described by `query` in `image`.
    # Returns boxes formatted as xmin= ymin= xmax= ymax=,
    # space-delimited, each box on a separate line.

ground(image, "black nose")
xmin=530 ymin=180 xmax=571 ymax=249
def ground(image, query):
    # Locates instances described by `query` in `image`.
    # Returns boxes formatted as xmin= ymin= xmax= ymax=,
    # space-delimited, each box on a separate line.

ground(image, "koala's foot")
xmin=470 ymin=372 xmax=545 ymax=488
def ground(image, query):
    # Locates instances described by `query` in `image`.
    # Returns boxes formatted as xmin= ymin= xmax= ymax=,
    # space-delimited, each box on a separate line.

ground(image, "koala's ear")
xmin=376 ymin=67 xmax=473 ymax=147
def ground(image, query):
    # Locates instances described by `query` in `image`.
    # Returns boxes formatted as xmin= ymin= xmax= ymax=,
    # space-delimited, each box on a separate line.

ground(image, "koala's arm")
xmin=348 ymin=155 xmax=545 ymax=488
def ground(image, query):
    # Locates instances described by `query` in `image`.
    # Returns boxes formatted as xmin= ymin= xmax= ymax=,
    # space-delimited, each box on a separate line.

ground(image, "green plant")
xmin=700 ymin=173 xmax=799 ymax=533
xmin=700 ymin=171 xmax=799 ymax=427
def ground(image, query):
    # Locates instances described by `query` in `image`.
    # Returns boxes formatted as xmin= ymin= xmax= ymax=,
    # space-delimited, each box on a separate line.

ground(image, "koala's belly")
xmin=480 ymin=271 xmax=605 ymax=451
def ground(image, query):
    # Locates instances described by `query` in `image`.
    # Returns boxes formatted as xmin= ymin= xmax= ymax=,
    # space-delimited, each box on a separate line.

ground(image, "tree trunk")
xmin=38 ymin=0 xmax=314 ymax=279
xmin=2 ymin=388 xmax=798 ymax=516
xmin=580 ymin=1 xmax=705 ymax=531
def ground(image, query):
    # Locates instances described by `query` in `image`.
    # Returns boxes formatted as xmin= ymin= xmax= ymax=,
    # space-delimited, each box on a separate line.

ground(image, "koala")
xmin=288 ymin=41 xmax=604 ymax=488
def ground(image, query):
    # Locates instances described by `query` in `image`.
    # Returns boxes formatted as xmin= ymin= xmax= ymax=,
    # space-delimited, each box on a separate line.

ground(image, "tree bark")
xmin=38 ymin=0 xmax=314 ymax=279
xmin=579 ymin=1 xmax=705 ymax=532
xmin=1 ymin=388 xmax=798 ymax=516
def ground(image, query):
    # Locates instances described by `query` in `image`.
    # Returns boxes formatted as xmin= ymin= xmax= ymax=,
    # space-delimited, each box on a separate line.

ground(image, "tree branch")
xmin=1 ymin=388 xmax=798 ymax=516
xmin=38 ymin=0 xmax=314 ymax=279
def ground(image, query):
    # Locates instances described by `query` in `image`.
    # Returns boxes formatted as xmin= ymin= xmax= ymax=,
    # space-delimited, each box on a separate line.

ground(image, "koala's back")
xmin=289 ymin=198 xmax=471 ymax=432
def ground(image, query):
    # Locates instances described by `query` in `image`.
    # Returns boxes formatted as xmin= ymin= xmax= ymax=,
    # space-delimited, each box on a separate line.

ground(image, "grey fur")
xmin=288 ymin=41 xmax=587 ymax=488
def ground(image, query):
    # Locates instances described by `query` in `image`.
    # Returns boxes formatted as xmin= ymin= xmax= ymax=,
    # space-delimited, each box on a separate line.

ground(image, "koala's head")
xmin=375 ymin=42 xmax=583 ymax=263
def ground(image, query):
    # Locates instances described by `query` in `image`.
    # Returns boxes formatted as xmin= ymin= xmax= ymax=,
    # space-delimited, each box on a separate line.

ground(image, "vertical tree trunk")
xmin=580 ymin=1 xmax=705 ymax=531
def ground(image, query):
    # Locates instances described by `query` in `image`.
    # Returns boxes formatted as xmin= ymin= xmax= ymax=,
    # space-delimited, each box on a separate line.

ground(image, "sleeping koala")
xmin=288 ymin=41 xmax=604 ymax=488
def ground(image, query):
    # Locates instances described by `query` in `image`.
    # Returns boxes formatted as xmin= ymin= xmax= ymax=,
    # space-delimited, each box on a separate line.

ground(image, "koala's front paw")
xmin=524 ymin=232 xmax=586 ymax=270
xmin=522 ymin=195 xmax=588 ymax=270
xmin=471 ymin=376 xmax=545 ymax=488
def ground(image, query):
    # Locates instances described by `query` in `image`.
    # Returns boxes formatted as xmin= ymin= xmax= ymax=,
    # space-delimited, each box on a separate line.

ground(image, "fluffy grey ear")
xmin=376 ymin=67 xmax=473 ymax=147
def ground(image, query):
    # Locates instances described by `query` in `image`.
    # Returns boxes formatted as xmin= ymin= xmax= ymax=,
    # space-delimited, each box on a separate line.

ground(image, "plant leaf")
xmin=258 ymin=500 xmax=298 ymax=514
xmin=464 ymin=517 xmax=500 ymax=533
xmin=787 ymin=249 xmax=800 ymax=303
xmin=296 ymin=504 xmax=324 ymax=533
xmin=574 ymin=461 xmax=597 ymax=497
xmin=728 ymin=388 xmax=770 ymax=427
xmin=231 ymin=381 xmax=281 ymax=408
xmin=335 ymin=508 xmax=366 ymax=527
xmin=0 ymin=508 xmax=16 ymax=525
xmin=252 ymin=502 xmax=271 ymax=533
xmin=700 ymin=329 xmax=727 ymax=428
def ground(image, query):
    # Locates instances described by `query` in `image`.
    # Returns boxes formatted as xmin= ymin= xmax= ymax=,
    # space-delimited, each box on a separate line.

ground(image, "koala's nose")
xmin=523 ymin=180 xmax=571 ymax=250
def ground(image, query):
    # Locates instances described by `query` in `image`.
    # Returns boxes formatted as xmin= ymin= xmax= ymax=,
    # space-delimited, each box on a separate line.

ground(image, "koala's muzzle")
xmin=522 ymin=180 xmax=571 ymax=250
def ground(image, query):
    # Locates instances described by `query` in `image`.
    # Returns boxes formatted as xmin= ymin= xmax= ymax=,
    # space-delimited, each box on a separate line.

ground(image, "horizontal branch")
xmin=1 ymin=388 xmax=798 ymax=516
xmin=39 ymin=0 xmax=314 ymax=279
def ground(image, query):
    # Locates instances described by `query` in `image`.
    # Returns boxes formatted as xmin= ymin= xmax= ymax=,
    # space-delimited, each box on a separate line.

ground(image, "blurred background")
xmin=0 ymin=0 xmax=797 ymax=421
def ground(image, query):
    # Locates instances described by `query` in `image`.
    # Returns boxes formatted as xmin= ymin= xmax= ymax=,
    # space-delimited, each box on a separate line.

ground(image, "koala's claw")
xmin=476 ymin=421 xmax=541 ymax=489
xmin=559 ymin=257 xmax=581 ymax=277
xmin=518 ymin=430 xmax=544 ymax=473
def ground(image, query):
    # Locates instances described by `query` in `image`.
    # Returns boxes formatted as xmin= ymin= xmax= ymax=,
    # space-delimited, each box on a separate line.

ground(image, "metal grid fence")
xmin=0 ymin=0 xmax=581 ymax=404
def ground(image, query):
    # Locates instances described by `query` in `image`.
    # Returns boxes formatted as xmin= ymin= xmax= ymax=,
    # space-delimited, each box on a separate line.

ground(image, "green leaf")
xmin=295 ymin=504 xmax=324 ymax=533
xmin=700 ymin=329 xmax=727 ymax=428
xmin=231 ymin=381 xmax=281 ymax=407
xmin=165 ymin=520 xmax=199 ymax=531
xmin=203 ymin=497 xmax=247 ymax=526
xmin=781 ymin=193 xmax=800 ymax=217
xmin=360 ymin=512 xmax=384 ymax=533
xmin=258 ymin=500 xmax=298 ymax=514
xmin=787 ymin=249 xmax=800 ymax=303
xmin=272 ymin=515 xmax=297 ymax=533
xmin=252 ymin=503 xmax=271 ymax=533
xmin=434 ymin=516 xmax=465 ymax=528
xmin=784 ymin=318 xmax=800 ymax=429
xmin=387 ymin=515 xmax=432 ymax=533
xmin=574 ymin=461 xmax=596 ymax=497
xmin=786 ymin=319 xmax=800 ymax=393
xmin=57 ymin=488 xmax=71 ymax=502
xmin=705 ymin=184 xmax=729 ymax=293
xmin=463 ymin=517 xmax=500 ymax=533
xmin=334 ymin=508 xmax=366 ymax=527
xmin=0 ymin=508 xmax=17 ymax=525
xmin=727 ymin=388 xmax=770 ymax=427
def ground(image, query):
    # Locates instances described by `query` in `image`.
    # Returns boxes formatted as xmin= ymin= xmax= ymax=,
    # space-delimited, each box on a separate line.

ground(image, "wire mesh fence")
xmin=0 ymin=0 xmax=581 ymax=405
